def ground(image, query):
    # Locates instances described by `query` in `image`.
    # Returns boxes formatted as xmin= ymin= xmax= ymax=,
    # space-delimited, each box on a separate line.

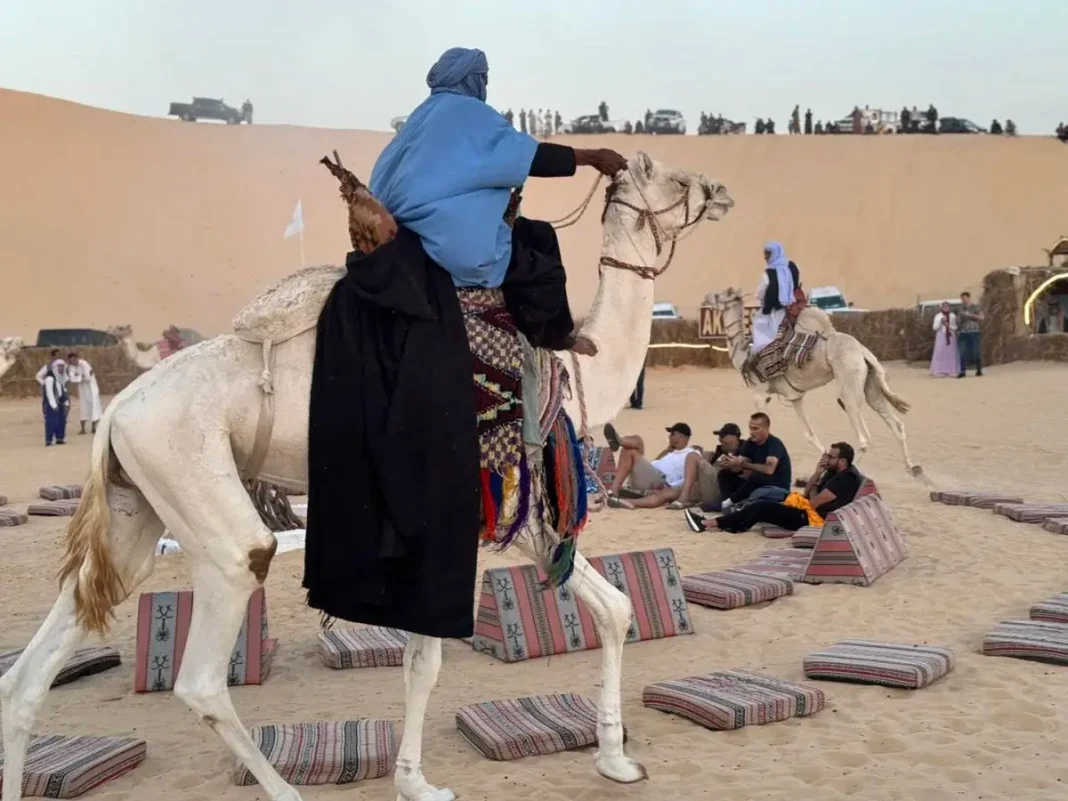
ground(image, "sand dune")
xmin=3 ymin=87 xmax=1068 ymax=341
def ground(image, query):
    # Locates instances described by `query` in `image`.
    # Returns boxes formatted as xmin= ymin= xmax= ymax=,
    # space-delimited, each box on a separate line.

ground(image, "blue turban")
xmin=426 ymin=47 xmax=488 ymax=102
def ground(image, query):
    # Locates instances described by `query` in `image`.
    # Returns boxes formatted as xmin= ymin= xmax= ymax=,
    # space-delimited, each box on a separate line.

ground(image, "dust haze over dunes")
xmin=3 ymin=87 xmax=1068 ymax=340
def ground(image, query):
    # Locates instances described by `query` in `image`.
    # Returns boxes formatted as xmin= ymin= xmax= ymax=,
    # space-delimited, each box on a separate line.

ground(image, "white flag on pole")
xmin=283 ymin=200 xmax=304 ymax=239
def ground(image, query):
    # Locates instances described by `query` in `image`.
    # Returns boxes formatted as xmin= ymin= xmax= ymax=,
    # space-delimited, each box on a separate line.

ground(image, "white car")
xmin=390 ymin=115 xmax=407 ymax=132
xmin=652 ymin=302 xmax=682 ymax=320
xmin=648 ymin=109 xmax=686 ymax=135
xmin=808 ymin=285 xmax=866 ymax=314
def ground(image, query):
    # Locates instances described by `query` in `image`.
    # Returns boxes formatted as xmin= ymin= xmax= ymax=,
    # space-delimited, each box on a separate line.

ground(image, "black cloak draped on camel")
xmin=303 ymin=227 xmax=482 ymax=639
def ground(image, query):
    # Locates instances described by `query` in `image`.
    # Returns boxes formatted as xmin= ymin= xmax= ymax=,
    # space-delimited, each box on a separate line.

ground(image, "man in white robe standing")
xmin=66 ymin=351 xmax=102 ymax=434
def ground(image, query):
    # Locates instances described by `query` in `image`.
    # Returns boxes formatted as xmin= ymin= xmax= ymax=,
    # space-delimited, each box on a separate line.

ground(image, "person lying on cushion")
xmin=369 ymin=46 xmax=627 ymax=355
xmin=684 ymin=442 xmax=861 ymax=533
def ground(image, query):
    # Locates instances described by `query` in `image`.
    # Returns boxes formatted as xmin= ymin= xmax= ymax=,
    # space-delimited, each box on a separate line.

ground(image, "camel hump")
xmin=232 ymin=264 xmax=345 ymax=343
xmin=794 ymin=306 xmax=836 ymax=336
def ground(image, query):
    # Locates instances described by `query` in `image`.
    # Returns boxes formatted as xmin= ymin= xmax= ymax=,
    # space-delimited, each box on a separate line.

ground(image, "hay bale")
xmin=645 ymin=319 xmax=732 ymax=368
xmin=0 ymin=345 xmax=139 ymax=398
xmin=981 ymin=266 xmax=1068 ymax=366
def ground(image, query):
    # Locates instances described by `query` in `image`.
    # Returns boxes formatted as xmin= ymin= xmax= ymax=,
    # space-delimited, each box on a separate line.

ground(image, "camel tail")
xmin=861 ymin=346 xmax=910 ymax=414
xmin=57 ymin=407 xmax=126 ymax=634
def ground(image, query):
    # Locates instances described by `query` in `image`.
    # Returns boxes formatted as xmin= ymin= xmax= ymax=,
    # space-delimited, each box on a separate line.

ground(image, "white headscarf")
xmin=763 ymin=241 xmax=795 ymax=305
xmin=50 ymin=359 xmax=68 ymax=387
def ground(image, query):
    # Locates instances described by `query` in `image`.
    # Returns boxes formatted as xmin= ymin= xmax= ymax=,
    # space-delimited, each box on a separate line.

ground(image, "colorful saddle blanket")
xmin=459 ymin=289 xmax=587 ymax=586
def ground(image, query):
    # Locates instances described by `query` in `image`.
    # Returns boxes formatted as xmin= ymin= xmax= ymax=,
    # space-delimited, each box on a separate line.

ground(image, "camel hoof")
xmin=595 ymin=754 xmax=649 ymax=784
xmin=909 ymin=464 xmax=924 ymax=477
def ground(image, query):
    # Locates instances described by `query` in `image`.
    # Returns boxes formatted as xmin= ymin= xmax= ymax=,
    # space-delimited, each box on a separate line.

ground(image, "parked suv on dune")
xmin=647 ymin=109 xmax=686 ymax=134
xmin=168 ymin=97 xmax=247 ymax=124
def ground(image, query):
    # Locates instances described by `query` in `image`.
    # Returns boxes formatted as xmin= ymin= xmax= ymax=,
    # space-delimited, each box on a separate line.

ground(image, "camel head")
xmin=609 ymin=152 xmax=734 ymax=235
xmin=1 ymin=336 xmax=24 ymax=361
xmin=712 ymin=287 xmax=746 ymax=311
xmin=107 ymin=324 xmax=133 ymax=340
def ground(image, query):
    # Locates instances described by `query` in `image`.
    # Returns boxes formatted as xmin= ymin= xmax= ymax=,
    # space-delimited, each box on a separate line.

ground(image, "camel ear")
xmin=635 ymin=151 xmax=654 ymax=180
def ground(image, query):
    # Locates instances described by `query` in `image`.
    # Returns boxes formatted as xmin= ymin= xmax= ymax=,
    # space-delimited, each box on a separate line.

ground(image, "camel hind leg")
xmin=1 ymin=483 xmax=162 ymax=801
xmin=109 ymin=424 xmax=298 ymax=801
xmin=835 ymin=371 xmax=871 ymax=456
xmin=863 ymin=369 xmax=919 ymax=474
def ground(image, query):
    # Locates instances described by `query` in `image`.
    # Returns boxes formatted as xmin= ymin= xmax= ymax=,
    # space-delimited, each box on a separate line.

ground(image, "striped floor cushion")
xmin=929 ymin=490 xmax=968 ymax=505
xmin=642 ymin=670 xmax=824 ymax=731
xmin=761 ymin=526 xmax=796 ymax=539
xmin=791 ymin=526 xmax=822 ymax=549
xmin=233 ymin=720 xmax=396 ymax=785
xmin=0 ymin=509 xmax=27 ymax=527
xmin=739 ymin=549 xmax=812 ymax=581
xmin=994 ymin=503 xmax=1068 ymax=523
xmin=318 ymin=627 xmax=409 ymax=669
xmin=0 ymin=645 xmax=121 ymax=688
xmin=27 ymin=500 xmax=80 ymax=517
xmin=1030 ymin=594 xmax=1068 ymax=624
xmin=802 ymin=640 xmax=954 ymax=689
xmin=682 ymin=569 xmax=793 ymax=610
xmin=471 ymin=548 xmax=693 ymax=662
xmin=929 ymin=490 xmax=1025 ymax=509
xmin=134 ymin=588 xmax=275 ymax=692
xmin=1042 ymin=517 xmax=1068 ymax=535
xmin=0 ymin=734 xmax=146 ymax=798
xmin=456 ymin=693 xmax=620 ymax=761
xmin=38 ymin=485 xmax=82 ymax=501
xmin=982 ymin=619 xmax=1068 ymax=664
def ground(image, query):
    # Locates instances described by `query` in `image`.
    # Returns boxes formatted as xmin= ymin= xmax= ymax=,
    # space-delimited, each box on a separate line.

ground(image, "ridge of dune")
xmin=2 ymin=87 xmax=1067 ymax=341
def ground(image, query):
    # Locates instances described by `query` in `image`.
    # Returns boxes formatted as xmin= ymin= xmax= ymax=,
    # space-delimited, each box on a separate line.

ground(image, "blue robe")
xmin=370 ymin=93 xmax=538 ymax=288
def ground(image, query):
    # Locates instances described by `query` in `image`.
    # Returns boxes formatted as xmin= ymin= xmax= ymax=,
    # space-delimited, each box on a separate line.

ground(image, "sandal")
xmin=603 ymin=422 xmax=621 ymax=452
xmin=607 ymin=496 xmax=634 ymax=510
xmin=666 ymin=500 xmax=694 ymax=511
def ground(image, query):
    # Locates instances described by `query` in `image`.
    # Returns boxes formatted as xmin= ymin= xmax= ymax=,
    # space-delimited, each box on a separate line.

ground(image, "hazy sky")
xmin=3 ymin=0 xmax=1066 ymax=133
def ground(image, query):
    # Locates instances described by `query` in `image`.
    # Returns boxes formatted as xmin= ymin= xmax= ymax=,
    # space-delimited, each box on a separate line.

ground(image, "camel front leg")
xmin=788 ymin=395 xmax=823 ymax=453
xmin=394 ymin=635 xmax=453 ymax=801
xmin=566 ymin=553 xmax=647 ymax=784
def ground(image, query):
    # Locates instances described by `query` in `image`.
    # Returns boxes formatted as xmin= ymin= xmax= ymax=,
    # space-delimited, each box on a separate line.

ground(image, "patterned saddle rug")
xmin=459 ymin=288 xmax=587 ymax=586
xmin=746 ymin=319 xmax=823 ymax=385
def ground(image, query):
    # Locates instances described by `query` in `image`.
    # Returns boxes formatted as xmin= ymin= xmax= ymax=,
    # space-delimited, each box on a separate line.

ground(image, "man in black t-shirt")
xmin=685 ymin=442 xmax=861 ymax=533
xmin=706 ymin=412 xmax=791 ymax=512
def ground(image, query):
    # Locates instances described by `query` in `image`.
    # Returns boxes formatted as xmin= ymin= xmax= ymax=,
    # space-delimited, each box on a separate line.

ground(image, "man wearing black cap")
xmin=602 ymin=422 xmax=718 ymax=509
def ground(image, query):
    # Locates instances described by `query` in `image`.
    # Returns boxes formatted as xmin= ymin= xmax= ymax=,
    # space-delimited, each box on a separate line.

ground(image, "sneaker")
xmin=684 ymin=508 xmax=707 ymax=533
xmin=603 ymin=422 xmax=621 ymax=452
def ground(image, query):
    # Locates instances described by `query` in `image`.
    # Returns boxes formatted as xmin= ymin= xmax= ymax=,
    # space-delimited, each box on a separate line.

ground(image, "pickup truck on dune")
xmin=168 ymin=97 xmax=250 ymax=124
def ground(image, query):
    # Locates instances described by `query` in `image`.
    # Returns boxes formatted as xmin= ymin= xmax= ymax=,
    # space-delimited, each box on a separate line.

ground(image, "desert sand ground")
xmin=4 ymin=88 xmax=1068 ymax=341
xmin=2 ymin=362 xmax=1067 ymax=801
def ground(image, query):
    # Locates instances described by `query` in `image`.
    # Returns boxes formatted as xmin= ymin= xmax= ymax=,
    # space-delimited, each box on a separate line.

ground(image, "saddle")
xmin=743 ymin=293 xmax=833 ymax=385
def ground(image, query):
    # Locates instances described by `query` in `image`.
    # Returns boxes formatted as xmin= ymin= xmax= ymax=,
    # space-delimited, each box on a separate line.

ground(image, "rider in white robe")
xmin=750 ymin=241 xmax=797 ymax=355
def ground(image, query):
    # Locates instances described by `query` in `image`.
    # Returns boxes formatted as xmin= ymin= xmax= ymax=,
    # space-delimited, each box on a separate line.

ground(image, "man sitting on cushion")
xmin=702 ymin=411 xmax=792 ymax=512
xmin=684 ymin=441 xmax=861 ymax=533
xmin=602 ymin=422 xmax=718 ymax=510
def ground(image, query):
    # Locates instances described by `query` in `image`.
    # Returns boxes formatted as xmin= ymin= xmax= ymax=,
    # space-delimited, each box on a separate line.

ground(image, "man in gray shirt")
xmin=957 ymin=291 xmax=984 ymax=377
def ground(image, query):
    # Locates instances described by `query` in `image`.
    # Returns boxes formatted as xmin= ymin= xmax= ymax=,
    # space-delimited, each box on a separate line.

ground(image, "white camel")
xmin=0 ymin=337 xmax=24 ymax=384
xmin=713 ymin=288 xmax=919 ymax=474
xmin=106 ymin=325 xmax=162 ymax=370
xmin=0 ymin=153 xmax=734 ymax=801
